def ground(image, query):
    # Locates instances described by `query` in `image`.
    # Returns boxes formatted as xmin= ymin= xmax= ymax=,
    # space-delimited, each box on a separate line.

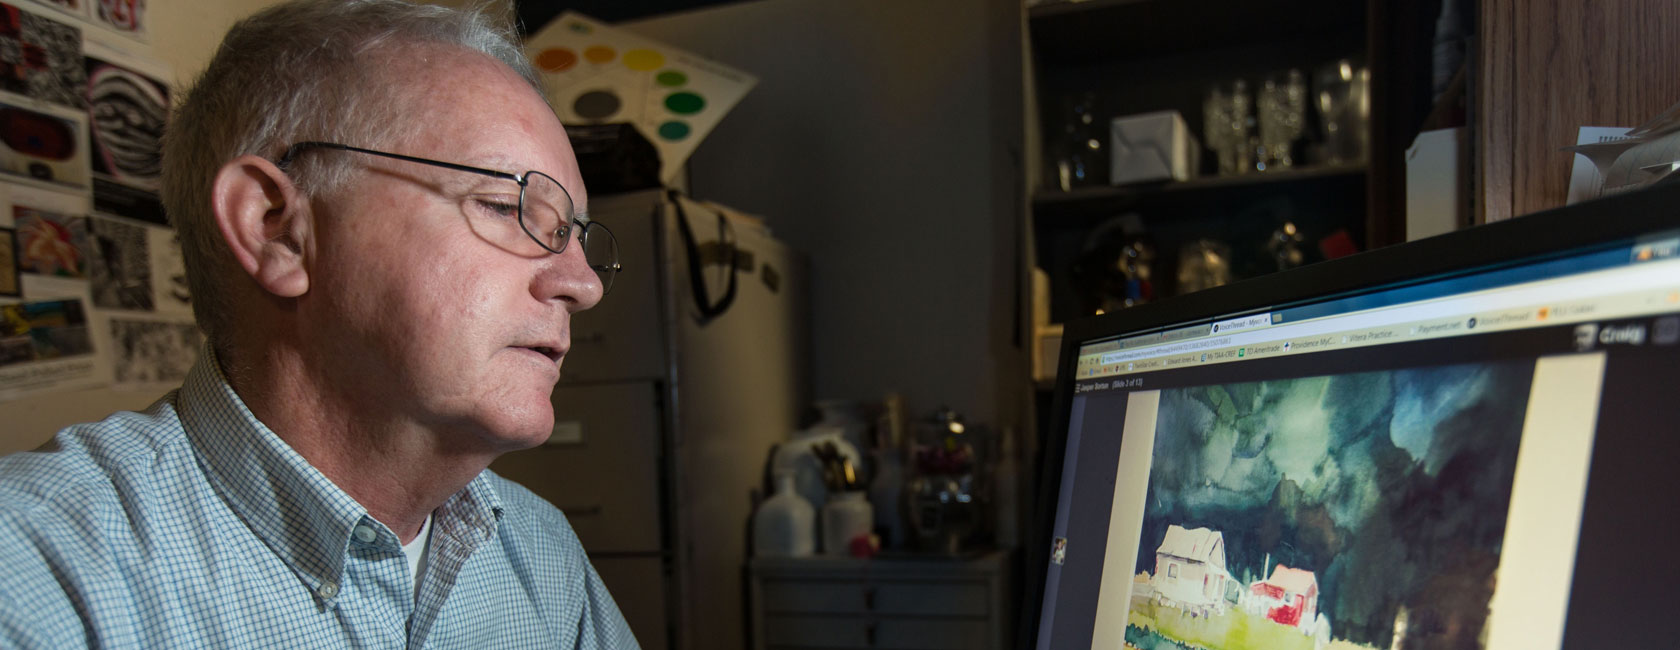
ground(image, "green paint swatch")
xmin=664 ymin=92 xmax=705 ymax=115
xmin=658 ymin=121 xmax=692 ymax=140
xmin=656 ymin=70 xmax=688 ymax=87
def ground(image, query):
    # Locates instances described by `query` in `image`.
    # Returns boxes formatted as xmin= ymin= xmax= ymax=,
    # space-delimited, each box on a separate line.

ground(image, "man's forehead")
xmin=374 ymin=57 xmax=577 ymax=186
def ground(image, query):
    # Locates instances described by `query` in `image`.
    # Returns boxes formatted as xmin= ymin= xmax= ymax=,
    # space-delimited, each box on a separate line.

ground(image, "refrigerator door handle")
xmin=670 ymin=189 xmax=738 ymax=322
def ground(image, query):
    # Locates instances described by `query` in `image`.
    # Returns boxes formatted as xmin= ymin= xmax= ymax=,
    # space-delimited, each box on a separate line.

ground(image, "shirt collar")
xmin=176 ymin=347 xmax=506 ymax=600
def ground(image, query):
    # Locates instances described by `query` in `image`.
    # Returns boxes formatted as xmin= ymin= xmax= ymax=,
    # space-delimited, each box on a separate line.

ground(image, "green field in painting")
xmin=1125 ymin=600 xmax=1379 ymax=650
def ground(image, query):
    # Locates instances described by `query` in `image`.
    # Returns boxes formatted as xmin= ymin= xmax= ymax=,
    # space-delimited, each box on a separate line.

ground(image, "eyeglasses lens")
xmin=520 ymin=171 xmax=573 ymax=254
xmin=582 ymin=223 xmax=619 ymax=295
xmin=521 ymin=171 xmax=618 ymax=295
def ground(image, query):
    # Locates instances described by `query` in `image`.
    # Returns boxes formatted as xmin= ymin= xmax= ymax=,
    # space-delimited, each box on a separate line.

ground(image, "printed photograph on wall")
xmin=0 ymin=225 xmax=18 ymax=296
xmin=29 ymin=0 xmax=90 ymax=21
xmin=14 ymin=204 xmax=88 ymax=278
xmin=0 ymin=2 xmax=85 ymax=108
xmin=1120 ymin=361 xmax=1535 ymax=650
xmin=91 ymin=0 xmax=145 ymax=41
xmin=86 ymin=213 xmax=149 ymax=310
xmin=107 ymin=317 xmax=197 ymax=389
xmin=147 ymin=226 xmax=188 ymax=314
xmin=83 ymin=48 xmax=167 ymax=224
xmin=0 ymin=296 xmax=92 ymax=367
xmin=1 ymin=94 xmax=90 ymax=189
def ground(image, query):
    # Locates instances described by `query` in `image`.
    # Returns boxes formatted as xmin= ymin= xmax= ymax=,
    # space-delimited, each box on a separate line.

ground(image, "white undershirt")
xmin=401 ymin=514 xmax=433 ymax=597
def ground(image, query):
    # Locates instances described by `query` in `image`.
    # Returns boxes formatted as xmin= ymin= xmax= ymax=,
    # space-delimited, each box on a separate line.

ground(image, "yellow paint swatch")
xmin=622 ymin=49 xmax=665 ymax=71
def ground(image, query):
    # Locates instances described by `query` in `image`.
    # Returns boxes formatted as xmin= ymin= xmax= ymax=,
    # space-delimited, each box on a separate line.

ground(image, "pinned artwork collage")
xmin=0 ymin=0 xmax=191 ymax=402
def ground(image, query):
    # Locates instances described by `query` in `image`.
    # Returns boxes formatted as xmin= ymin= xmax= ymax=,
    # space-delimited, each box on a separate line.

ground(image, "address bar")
xmin=1101 ymin=336 xmax=1233 ymax=363
xmin=1098 ymin=257 xmax=1680 ymax=365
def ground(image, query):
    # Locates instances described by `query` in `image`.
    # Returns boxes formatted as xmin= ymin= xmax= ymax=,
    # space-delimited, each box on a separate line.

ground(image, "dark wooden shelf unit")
xmin=1026 ymin=0 xmax=1434 ymax=325
xmin=1033 ymin=164 xmax=1367 ymax=219
xmin=1028 ymin=0 xmax=1367 ymax=65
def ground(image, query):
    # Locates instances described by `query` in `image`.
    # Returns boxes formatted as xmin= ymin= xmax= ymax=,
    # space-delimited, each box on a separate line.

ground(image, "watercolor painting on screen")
xmin=1123 ymin=361 xmax=1534 ymax=650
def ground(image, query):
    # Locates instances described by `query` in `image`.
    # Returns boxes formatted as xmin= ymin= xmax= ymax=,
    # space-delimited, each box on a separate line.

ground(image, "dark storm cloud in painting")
xmin=1138 ymin=361 xmax=1535 ymax=648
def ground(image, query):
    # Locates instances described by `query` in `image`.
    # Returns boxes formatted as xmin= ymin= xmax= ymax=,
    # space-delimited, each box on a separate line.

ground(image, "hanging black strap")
xmin=670 ymin=189 xmax=738 ymax=322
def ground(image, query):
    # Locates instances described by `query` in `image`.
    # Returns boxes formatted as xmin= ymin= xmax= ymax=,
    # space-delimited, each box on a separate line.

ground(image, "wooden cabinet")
xmin=1476 ymin=0 xmax=1680 ymax=222
xmin=748 ymin=552 xmax=1012 ymax=650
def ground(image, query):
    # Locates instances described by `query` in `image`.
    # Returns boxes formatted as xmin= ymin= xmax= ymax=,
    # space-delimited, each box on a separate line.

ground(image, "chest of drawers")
xmin=748 ymin=551 xmax=1011 ymax=650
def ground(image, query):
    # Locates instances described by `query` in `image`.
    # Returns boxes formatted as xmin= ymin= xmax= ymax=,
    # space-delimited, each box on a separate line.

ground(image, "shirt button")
xmin=353 ymin=525 xmax=377 ymax=544
xmin=318 ymin=581 xmax=340 ymax=599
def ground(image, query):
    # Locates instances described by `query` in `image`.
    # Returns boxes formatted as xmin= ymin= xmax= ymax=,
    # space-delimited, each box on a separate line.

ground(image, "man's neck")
xmin=220 ymin=344 xmax=494 ymax=544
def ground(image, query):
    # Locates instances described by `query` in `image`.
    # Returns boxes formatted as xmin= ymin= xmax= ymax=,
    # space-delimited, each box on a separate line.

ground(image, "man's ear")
xmin=211 ymin=155 xmax=311 ymax=298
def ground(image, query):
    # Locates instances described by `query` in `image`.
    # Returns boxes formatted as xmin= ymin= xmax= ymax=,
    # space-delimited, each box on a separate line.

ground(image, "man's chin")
xmin=467 ymin=402 xmax=555 ymax=454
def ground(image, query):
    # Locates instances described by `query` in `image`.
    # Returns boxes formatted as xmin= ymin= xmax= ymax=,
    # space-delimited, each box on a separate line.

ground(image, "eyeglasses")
xmin=277 ymin=141 xmax=620 ymax=295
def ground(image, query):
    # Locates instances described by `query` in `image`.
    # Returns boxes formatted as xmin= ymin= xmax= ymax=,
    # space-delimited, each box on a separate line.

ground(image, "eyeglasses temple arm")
xmin=278 ymin=141 xmax=523 ymax=183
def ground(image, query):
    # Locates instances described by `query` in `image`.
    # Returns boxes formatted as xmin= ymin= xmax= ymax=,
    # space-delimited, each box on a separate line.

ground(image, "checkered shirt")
xmin=0 ymin=351 xmax=637 ymax=649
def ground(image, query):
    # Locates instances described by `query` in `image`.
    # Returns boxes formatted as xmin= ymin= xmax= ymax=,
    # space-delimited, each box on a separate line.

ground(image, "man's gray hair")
xmin=161 ymin=0 xmax=542 ymax=351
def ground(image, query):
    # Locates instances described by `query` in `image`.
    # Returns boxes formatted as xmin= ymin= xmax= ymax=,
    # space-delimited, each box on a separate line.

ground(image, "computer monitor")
xmin=1023 ymin=183 xmax=1680 ymax=650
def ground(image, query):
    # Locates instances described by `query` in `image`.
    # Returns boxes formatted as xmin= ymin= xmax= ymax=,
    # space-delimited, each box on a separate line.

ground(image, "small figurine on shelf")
xmin=1177 ymin=239 xmax=1234 ymax=294
xmin=1072 ymin=213 xmax=1155 ymax=315
xmin=1269 ymin=221 xmax=1307 ymax=272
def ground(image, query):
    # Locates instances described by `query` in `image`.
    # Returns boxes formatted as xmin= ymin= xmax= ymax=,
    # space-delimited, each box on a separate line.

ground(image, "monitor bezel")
xmin=1019 ymin=181 xmax=1680 ymax=648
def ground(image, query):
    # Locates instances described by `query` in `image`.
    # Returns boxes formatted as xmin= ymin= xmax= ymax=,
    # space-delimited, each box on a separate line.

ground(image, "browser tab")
xmin=1209 ymin=313 xmax=1272 ymax=334
xmin=1631 ymin=236 xmax=1680 ymax=262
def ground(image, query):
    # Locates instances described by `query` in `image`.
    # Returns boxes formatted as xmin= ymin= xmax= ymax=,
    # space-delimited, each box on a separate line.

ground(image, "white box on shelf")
xmin=1109 ymin=110 xmax=1199 ymax=185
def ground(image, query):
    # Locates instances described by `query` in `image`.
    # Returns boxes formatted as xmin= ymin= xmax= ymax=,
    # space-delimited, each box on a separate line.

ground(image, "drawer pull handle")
xmin=866 ymin=622 xmax=877 ymax=646
xmin=864 ymin=586 xmax=876 ymax=610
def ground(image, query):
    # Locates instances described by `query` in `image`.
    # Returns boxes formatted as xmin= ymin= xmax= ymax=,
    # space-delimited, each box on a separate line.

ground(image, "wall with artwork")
xmin=0 ymin=0 xmax=289 ymax=454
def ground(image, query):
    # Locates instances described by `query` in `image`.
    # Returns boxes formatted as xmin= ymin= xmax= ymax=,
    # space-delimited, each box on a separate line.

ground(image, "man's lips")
xmin=515 ymin=344 xmax=566 ymax=363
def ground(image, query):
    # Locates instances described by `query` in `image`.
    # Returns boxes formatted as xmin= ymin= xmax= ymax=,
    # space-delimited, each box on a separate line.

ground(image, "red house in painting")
xmin=1249 ymin=564 xmax=1318 ymax=627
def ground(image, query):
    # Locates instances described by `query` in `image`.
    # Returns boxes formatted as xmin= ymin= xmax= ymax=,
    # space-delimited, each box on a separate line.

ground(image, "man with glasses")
xmin=0 ymin=1 xmax=634 ymax=647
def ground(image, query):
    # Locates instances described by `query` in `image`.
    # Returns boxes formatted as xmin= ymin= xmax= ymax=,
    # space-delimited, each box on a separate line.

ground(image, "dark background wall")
xmin=517 ymin=0 xmax=754 ymax=27
xmin=598 ymin=0 xmax=1029 ymax=435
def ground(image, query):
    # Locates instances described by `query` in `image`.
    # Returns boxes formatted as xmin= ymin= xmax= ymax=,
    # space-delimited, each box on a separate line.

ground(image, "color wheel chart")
xmin=526 ymin=12 xmax=757 ymax=184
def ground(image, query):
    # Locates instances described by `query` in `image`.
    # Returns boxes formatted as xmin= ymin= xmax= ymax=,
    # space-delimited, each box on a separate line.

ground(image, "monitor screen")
xmin=1025 ymin=184 xmax=1680 ymax=650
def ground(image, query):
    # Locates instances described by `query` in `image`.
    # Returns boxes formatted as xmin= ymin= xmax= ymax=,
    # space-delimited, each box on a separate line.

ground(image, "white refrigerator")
xmin=491 ymin=189 xmax=809 ymax=650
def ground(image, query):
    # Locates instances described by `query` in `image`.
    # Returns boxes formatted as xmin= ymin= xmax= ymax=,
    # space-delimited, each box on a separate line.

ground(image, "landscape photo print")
xmin=1118 ymin=361 xmax=1536 ymax=650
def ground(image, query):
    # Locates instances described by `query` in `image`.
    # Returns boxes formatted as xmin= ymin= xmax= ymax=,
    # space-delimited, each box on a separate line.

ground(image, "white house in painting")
xmin=1149 ymin=524 xmax=1232 ymax=616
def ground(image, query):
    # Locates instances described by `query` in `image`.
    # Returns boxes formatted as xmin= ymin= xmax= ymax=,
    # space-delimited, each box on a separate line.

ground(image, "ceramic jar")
xmin=820 ymin=491 xmax=873 ymax=556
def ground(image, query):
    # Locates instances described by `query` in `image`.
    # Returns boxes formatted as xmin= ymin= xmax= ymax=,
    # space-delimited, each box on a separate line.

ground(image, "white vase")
xmin=814 ymin=399 xmax=871 ymax=452
xmin=754 ymin=473 xmax=815 ymax=557
xmin=771 ymin=426 xmax=863 ymax=514
xmin=821 ymin=491 xmax=873 ymax=556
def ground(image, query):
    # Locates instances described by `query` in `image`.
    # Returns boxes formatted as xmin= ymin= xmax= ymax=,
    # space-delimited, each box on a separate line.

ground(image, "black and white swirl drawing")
xmin=86 ymin=61 xmax=165 ymax=186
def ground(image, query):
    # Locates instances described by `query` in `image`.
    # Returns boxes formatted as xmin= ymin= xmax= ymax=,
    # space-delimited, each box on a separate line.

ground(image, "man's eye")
xmin=468 ymin=196 xmax=521 ymax=219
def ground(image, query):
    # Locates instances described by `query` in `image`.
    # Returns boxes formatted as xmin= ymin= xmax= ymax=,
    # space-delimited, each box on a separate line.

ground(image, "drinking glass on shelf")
xmin=1203 ymin=85 xmax=1235 ymax=176
xmin=1229 ymin=80 xmax=1256 ymax=174
xmin=1258 ymin=69 xmax=1307 ymax=171
xmin=1316 ymin=60 xmax=1370 ymax=165
xmin=1349 ymin=65 xmax=1371 ymax=162
xmin=1053 ymin=92 xmax=1106 ymax=191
